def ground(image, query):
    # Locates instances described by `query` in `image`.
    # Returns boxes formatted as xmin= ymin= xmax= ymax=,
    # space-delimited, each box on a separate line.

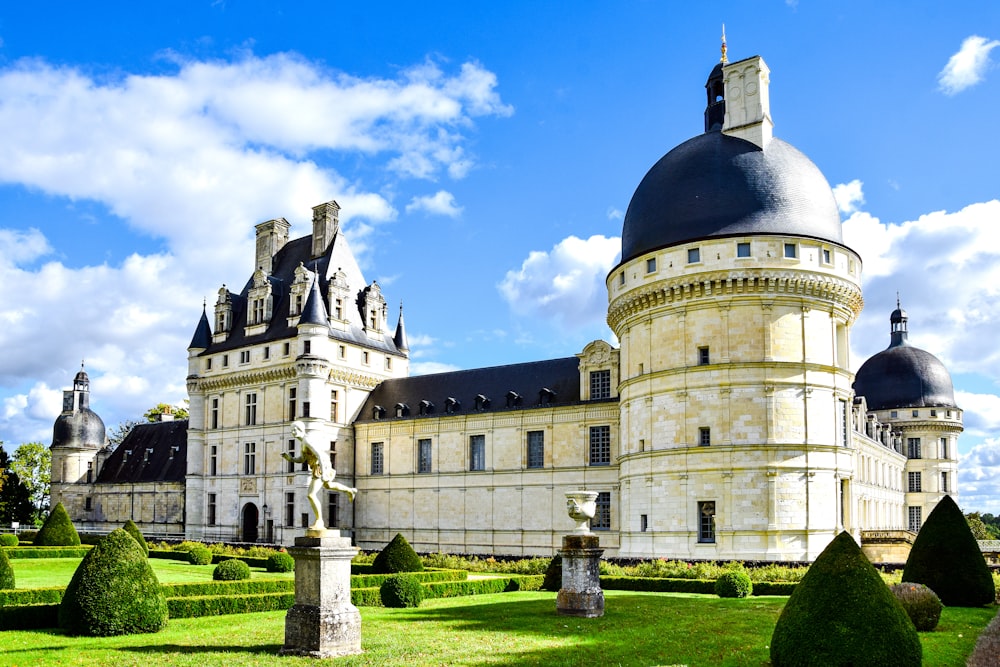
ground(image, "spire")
xmin=188 ymin=303 xmax=213 ymax=350
xmin=889 ymin=297 xmax=909 ymax=348
xmin=299 ymin=273 xmax=329 ymax=326
xmin=720 ymin=24 xmax=728 ymax=64
xmin=393 ymin=302 xmax=409 ymax=354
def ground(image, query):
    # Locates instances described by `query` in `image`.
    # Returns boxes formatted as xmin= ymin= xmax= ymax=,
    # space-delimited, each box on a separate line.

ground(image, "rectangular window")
xmin=86 ymin=461 xmax=93 ymax=483
xmin=822 ymin=248 xmax=832 ymax=264
xmin=619 ymin=271 xmax=625 ymax=286
xmin=328 ymin=442 xmax=336 ymax=471
xmin=301 ymin=512 xmax=309 ymax=528
xmin=783 ymin=243 xmax=797 ymax=258
xmin=699 ymin=427 xmax=711 ymax=446
xmin=908 ymin=471 xmax=922 ymax=492
xmin=328 ymin=493 xmax=339 ymax=528
xmin=890 ymin=410 xmax=898 ymax=418
xmin=591 ymin=492 xmax=611 ymax=531
xmin=302 ymin=401 xmax=310 ymax=418
xmin=837 ymin=399 xmax=848 ymax=447
xmin=205 ymin=358 xmax=212 ymax=371
xmin=527 ymin=430 xmax=544 ymax=468
xmin=283 ymin=342 xmax=290 ymax=356
xmin=363 ymin=351 xmax=370 ymax=365
xmin=385 ymin=357 xmax=392 ymax=370
xmin=210 ymin=398 xmax=219 ymax=429
xmin=698 ymin=346 xmax=710 ymax=365
xmin=244 ymin=392 xmax=257 ymax=425
xmin=208 ymin=493 xmax=217 ymax=526
xmin=303 ymin=340 xmax=311 ymax=355
xmin=222 ymin=354 xmax=229 ymax=367
xmin=469 ymin=434 xmax=486 ymax=471
xmin=85 ymin=496 xmax=92 ymax=511
xmin=417 ymin=438 xmax=432 ymax=474
xmin=263 ymin=346 xmax=270 ymax=360
xmin=287 ymin=439 xmax=297 ymax=473
xmin=907 ymin=438 xmax=921 ymax=460
xmin=338 ymin=345 xmax=346 ymax=359
xmin=941 ymin=472 xmax=949 ymax=493
xmin=330 ymin=390 xmax=339 ymax=422
xmin=334 ymin=298 xmax=343 ymax=320
xmin=912 ymin=410 xmax=919 ymax=418
xmin=640 ymin=514 xmax=648 ymax=532
xmin=590 ymin=369 xmax=611 ymax=400
xmin=285 ymin=492 xmax=295 ymax=527
xmin=244 ymin=442 xmax=256 ymax=475
xmin=736 ymin=242 xmax=751 ymax=258
xmin=589 ymin=425 xmax=611 ymax=465
xmin=209 ymin=445 xmax=218 ymax=476
xmin=687 ymin=247 xmax=701 ymax=263
xmin=940 ymin=437 xmax=948 ymax=459
xmin=698 ymin=500 xmax=716 ymax=543
xmin=646 ymin=258 xmax=656 ymax=273
xmin=239 ymin=350 xmax=250 ymax=364
xmin=288 ymin=387 xmax=297 ymax=420
xmin=930 ymin=409 xmax=937 ymax=417
xmin=908 ymin=506 xmax=922 ymax=532
xmin=371 ymin=442 xmax=384 ymax=475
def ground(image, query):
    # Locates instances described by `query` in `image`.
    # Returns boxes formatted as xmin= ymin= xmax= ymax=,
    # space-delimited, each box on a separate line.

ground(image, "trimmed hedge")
xmin=715 ymin=571 xmax=753 ymax=598
xmin=542 ymin=554 xmax=562 ymax=592
xmin=213 ymin=559 xmax=251 ymax=581
xmin=0 ymin=534 xmax=19 ymax=547
xmin=34 ymin=502 xmax=81 ymax=547
xmin=0 ymin=586 xmax=65 ymax=605
xmin=0 ymin=548 xmax=14 ymax=589
xmin=372 ymin=533 xmax=424 ymax=574
xmin=1 ymin=546 xmax=91 ymax=559
xmin=123 ymin=520 xmax=149 ymax=556
xmin=161 ymin=579 xmax=293 ymax=598
xmin=187 ymin=545 xmax=213 ymax=565
xmin=351 ymin=569 xmax=466 ymax=589
xmin=351 ymin=562 xmax=376 ymax=575
xmin=599 ymin=575 xmax=796 ymax=596
xmin=380 ymin=574 xmax=424 ymax=608
xmin=266 ymin=552 xmax=295 ymax=573
xmin=166 ymin=592 xmax=296 ymax=619
xmin=0 ymin=603 xmax=59 ymax=630
xmin=891 ymin=582 xmax=942 ymax=632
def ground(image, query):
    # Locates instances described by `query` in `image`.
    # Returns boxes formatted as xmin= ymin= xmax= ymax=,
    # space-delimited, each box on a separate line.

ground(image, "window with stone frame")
xmin=286 ymin=439 xmax=297 ymax=473
xmin=287 ymin=387 xmax=297 ymax=420
xmin=908 ymin=506 xmax=922 ymax=532
xmin=469 ymin=434 xmax=486 ymax=471
xmin=907 ymin=438 xmax=921 ymax=459
xmin=698 ymin=346 xmax=710 ymax=365
xmin=244 ymin=442 xmax=256 ymax=475
xmin=589 ymin=425 xmax=611 ymax=465
xmin=327 ymin=493 xmax=339 ymax=528
xmin=908 ymin=471 xmax=922 ymax=492
xmin=417 ymin=438 xmax=432 ymax=474
xmin=591 ymin=492 xmax=611 ymax=531
xmin=590 ymin=369 xmax=611 ymax=400
xmin=330 ymin=390 xmax=339 ymax=423
xmin=941 ymin=471 xmax=949 ymax=493
xmin=371 ymin=442 xmax=384 ymax=475
xmin=285 ymin=492 xmax=295 ymax=526
xmin=699 ymin=427 xmax=711 ymax=446
xmin=209 ymin=445 xmax=218 ymax=476
xmin=245 ymin=392 xmax=257 ymax=425
xmin=940 ymin=437 xmax=948 ymax=459
xmin=527 ymin=430 xmax=544 ymax=469
xmin=698 ymin=501 xmax=716 ymax=543
xmin=208 ymin=493 xmax=217 ymax=526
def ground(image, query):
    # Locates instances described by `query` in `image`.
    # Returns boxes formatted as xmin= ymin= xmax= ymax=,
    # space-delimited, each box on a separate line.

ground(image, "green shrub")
xmin=123 ymin=520 xmax=149 ymax=556
xmin=166 ymin=592 xmax=295 ymax=619
xmin=58 ymin=528 xmax=168 ymax=636
xmin=902 ymin=495 xmax=995 ymax=607
xmin=34 ymin=502 xmax=81 ymax=546
xmin=213 ymin=559 xmax=251 ymax=581
xmin=715 ymin=570 xmax=753 ymax=598
xmin=0 ymin=534 xmax=18 ymax=547
xmin=266 ymin=551 xmax=295 ymax=573
xmin=770 ymin=531 xmax=921 ymax=667
xmin=0 ymin=548 xmax=14 ymax=589
xmin=890 ymin=582 xmax=942 ymax=631
xmin=371 ymin=533 xmax=423 ymax=574
xmin=187 ymin=545 xmax=213 ymax=565
xmin=542 ymin=554 xmax=562 ymax=592
xmin=379 ymin=574 xmax=424 ymax=608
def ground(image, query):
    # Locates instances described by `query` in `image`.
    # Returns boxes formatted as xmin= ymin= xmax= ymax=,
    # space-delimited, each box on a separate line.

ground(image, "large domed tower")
xmin=853 ymin=303 xmax=962 ymax=532
xmin=50 ymin=364 xmax=107 ymax=516
xmin=608 ymin=51 xmax=864 ymax=560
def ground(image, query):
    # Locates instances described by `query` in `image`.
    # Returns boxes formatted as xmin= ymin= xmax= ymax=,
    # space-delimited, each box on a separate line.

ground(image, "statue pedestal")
xmin=282 ymin=532 xmax=362 ymax=658
xmin=556 ymin=534 xmax=605 ymax=618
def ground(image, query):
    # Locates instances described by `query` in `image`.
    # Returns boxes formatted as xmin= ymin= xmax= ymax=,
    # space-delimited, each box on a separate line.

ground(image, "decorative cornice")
xmin=192 ymin=366 xmax=297 ymax=392
xmin=329 ymin=367 xmax=384 ymax=389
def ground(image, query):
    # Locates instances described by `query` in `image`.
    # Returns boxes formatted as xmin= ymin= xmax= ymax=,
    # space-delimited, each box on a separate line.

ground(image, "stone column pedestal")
xmin=556 ymin=534 xmax=605 ymax=618
xmin=282 ymin=532 xmax=362 ymax=658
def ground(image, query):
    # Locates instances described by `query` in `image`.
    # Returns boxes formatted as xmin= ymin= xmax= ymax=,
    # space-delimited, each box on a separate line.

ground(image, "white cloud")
xmin=406 ymin=191 xmax=463 ymax=218
xmin=959 ymin=439 xmax=1000 ymax=514
xmin=832 ymin=179 xmax=865 ymax=215
xmin=498 ymin=234 xmax=621 ymax=329
xmin=938 ymin=35 xmax=1000 ymax=95
xmin=606 ymin=207 xmax=624 ymax=221
xmin=411 ymin=361 xmax=462 ymax=376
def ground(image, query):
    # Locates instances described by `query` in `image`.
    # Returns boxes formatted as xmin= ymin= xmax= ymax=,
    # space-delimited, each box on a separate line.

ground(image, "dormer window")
xmin=361 ymin=282 xmax=387 ymax=334
xmin=373 ymin=405 xmax=386 ymax=420
xmin=474 ymin=394 xmax=490 ymax=411
xmin=288 ymin=263 xmax=312 ymax=318
xmin=539 ymin=388 xmax=556 ymax=405
xmin=246 ymin=268 xmax=273 ymax=327
xmin=419 ymin=400 xmax=434 ymax=415
xmin=505 ymin=391 xmax=522 ymax=408
xmin=144 ymin=448 xmax=153 ymax=463
xmin=394 ymin=403 xmax=409 ymax=418
xmin=445 ymin=397 xmax=460 ymax=414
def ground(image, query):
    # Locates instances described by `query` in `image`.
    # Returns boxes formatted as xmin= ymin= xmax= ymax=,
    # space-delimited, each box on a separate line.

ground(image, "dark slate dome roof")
xmin=853 ymin=308 xmax=957 ymax=411
xmin=620 ymin=131 xmax=843 ymax=264
xmin=52 ymin=408 xmax=106 ymax=449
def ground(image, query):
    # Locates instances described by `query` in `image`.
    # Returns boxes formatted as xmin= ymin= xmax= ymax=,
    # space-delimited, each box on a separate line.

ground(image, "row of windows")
xmin=208 ymin=388 xmax=341 ymax=429
xmin=205 ymin=492 xmax=339 ymax=529
xmin=905 ymin=437 xmax=951 ymax=460
xmin=890 ymin=409 xmax=955 ymax=419
xmin=368 ymin=426 xmax=614 ymax=475
xmin=205 ymin=440 xmax=336 ymax=476
xmin=204 ymin=343 xmax=395 ymax=372
xmin=626 ymin=241 xmax=835 ymax=284
xmin=906 ymin=471 xmax=951 ymax=494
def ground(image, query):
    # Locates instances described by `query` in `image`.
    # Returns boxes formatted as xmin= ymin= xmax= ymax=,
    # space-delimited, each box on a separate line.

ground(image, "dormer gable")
xmin=213 ymin=285 xmax=233 ymax=343
xmin=245 ymin=268 xmax=274 ymax=336
xmin=328 ymin=267 xmax=350 ymax=328
xmin=361 ymin=281 xmax=387 ymax=335
xmin=287 ymin=263 xmax=313 ymax=326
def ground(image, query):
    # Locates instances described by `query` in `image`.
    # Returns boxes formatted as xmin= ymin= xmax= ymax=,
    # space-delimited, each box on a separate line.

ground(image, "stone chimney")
xmin=722 ymin=56 xmax=773 ymax=149
xmin=312 ymin=200 xmax=341 ymax=258
xmin=255 ymin=218 xmax=291 ymax=275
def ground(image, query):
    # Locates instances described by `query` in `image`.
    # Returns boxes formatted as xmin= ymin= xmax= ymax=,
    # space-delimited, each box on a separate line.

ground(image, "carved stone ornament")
xmin=565 ymin=490 xmax=598 ymax=535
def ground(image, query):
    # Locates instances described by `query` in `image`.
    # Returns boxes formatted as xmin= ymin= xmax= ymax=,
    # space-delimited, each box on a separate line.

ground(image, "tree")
xmin=106 ymin=403 xmax=189 ymax=452
xmin=106 ymin=418 xmax=142 ymax=452
xmin=966 ymin=512 xmax=993 ymax=540
xmin=143 ymin=402 xmax=189 ymax=422
xmin=8 ymin=442 xmax=51 ymax=520
xmin=0 ymin=446 xmax=35 ymax=525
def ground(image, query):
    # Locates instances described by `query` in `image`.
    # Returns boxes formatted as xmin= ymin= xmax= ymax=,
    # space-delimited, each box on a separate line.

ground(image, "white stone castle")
xmin=50 ymin=51 xmax=961 ymax=562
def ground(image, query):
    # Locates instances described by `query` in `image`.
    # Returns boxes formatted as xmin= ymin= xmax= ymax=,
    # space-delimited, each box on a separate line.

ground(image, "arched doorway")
xmin=241 ymin=503 xmax=259 ymax=543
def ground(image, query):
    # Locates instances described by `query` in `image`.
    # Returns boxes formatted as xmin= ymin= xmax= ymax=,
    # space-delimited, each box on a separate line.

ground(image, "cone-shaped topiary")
xmin=58 ymin=528 xmax=168 ymax=636
xmin=542 ymin=554 xmax=562 ymax=592
xmin=0 ymin=548 xmax=15 ymax=589
xmin=122 ymin=520 xmax=149 ymax=556
xmin=34 ymin=502 xmax=81 ymax=546
xmin=770 ymin=531 xmax=921 ymax=667
xmin=902 ymin=495 xmax=995 ymax=607
xmin=371 ymin=533 xmax=423 ymax=574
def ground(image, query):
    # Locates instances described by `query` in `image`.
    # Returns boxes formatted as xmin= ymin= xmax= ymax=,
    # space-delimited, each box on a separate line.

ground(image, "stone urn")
xmin=565 ymin=490 xmax=598 ymax=534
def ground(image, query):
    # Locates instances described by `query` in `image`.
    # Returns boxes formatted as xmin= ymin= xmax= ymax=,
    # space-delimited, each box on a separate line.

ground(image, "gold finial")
xmin=721 ymin=24 xmax=728 ymax=64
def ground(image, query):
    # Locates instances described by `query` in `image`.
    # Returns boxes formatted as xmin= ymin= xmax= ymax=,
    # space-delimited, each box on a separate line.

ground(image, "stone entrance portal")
xmin=242 ymin=502 xmax=259 ymax=542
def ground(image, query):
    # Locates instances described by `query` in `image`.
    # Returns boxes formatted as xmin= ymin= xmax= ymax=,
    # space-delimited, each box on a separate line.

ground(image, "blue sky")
xmin=1 ymin=2 xmax=1000 ymax=511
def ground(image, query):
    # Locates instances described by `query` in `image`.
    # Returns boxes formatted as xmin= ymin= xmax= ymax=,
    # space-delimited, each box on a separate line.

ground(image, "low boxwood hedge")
xmin=161 ymin=579 xmax=293 ymax=598
xmin=600 ymin=575 xmax=796 ymax=596
xmin=166 ymin=592 xmax=296 ymax=619
xmin=0 ymin=586 xmax=65 ymax=606
xmin=0 ymin=603 xmax=59 ymax=630
xmin=351 ymin=569 xmax=467 ymax=589
xmin=1 ymin=547 xmax=91 ymax=559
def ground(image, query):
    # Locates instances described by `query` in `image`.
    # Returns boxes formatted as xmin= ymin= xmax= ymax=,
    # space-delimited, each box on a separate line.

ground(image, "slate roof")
xmin=356 ymin=356 xmax=602 ymax=422
xmin=96 ymin=420 xmax=188 ymax=484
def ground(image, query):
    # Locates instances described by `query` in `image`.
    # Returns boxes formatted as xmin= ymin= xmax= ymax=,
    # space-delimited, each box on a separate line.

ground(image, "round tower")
xmin=50 ymin=364 xmax=106 ymax=513
xmin=609 ymin=54 xmax=864 ymax=560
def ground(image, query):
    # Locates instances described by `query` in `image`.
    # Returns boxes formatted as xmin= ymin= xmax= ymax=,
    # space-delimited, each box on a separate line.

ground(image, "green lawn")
xmin=1 ymin=590 xmax=995 ymax=666
xmin=9 ymin=557 xmax=294 ymax=588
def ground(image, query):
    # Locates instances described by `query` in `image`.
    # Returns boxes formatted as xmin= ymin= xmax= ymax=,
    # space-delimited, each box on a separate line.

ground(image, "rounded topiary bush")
xmin=34 ymin=502 xmax=81 ymax=546
xmin=123 ymin=520 xmax=149 ymax=556
xmin=58 ymin=528 xmax=167 ymax=636
xmin=187 ymin=545 xmax=213 ymax=565
xmin=0 ymin=534 xmax=18 ymax=547
xmin=770 ymin=531 xmax=921 ymax=667
xmin=715 ymin=570 xmax=753 ymax=598
xmin=542 ymin=554 xmax=563 ymax=592
xmin=0 ymin=548 xmax=15 ymax=589
xmin=371 ymin=533 xmax=423 ymax=574
xmin=267 ymin=552 xmax=295 ymax=573
xmin=213 ymin=558 xmax=251 ymax=581
xmin=891 ymin=582 xmax=943 ymax=631
xmin=380 ymin=573 xmax=424 ymax=608
xmin=902 ymin=495 xmax=995 ymax=607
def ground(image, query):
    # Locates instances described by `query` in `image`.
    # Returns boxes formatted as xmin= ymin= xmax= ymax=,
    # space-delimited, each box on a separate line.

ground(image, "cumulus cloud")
xmin=498 ymin=234 xmax=621 ymax=329
xmin=959 ymin=439 xmax=1000 ymax=514
xmin=406 ymin=190 xmax=463 ymax=218
xmin=411 ymin=361 xmax=462 ymax=376
xmin=938 ymin=35 xmax=1000 ymax=95
xmin=832 ymin=179 xmax=865 ymax=215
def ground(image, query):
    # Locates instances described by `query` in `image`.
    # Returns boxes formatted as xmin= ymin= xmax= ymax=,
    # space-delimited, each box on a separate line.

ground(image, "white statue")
xmin=565 ymin=490 xmax=598 ymax=535
xmin=282 ymin=420 xmax=357 ymax=533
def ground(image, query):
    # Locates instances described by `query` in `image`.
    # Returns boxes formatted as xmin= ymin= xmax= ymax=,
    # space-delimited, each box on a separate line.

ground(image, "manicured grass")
xmin=1 ymin=590 xmax=994 ymax=666
xmin=9 ymin=557 xmax=293 ymax=588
